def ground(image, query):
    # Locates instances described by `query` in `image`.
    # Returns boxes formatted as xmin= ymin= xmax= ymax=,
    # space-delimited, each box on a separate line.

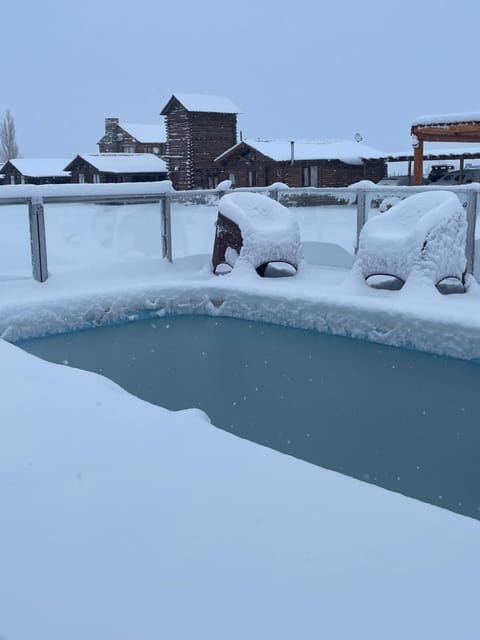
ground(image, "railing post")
xmin=464 ymin=190 xmax=477 ymax=275
xmin=160 ymin=195 xmax=172 ymax=262
xmin=355 ymin=189 xmax=367 ymax=254
xmin=269 ymin=188 xmax=279 ymax=202
xmin=28 ymin=196 xmax=48 ymax=282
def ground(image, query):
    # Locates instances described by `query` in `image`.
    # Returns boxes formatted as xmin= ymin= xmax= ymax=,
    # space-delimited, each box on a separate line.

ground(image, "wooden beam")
xmin=413 ymin=123 xmax=480 ymax=136
xmin=413 ymin=140 xmax=424 ymax=185
xmin=459 ymin=156 xmax=464 ymax=183
xmin=413 ymin=133 xmax=480 ymax=143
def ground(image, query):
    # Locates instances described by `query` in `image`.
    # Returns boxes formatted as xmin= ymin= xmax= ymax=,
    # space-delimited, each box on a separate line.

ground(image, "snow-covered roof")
xmin=412 ymin=111 xmax=480 ymax=127
xmin=166 ymin=93 xmax=240 ymax=114
xmin=118 ymin=122 xmax=165 ymax=143
xmin=72 ymin=153 xmax=167 ymax=174
xmin=216 ymin=139 xmax=387 ymax=164
xmin=4 ymin=158 xmax=71 ymax=178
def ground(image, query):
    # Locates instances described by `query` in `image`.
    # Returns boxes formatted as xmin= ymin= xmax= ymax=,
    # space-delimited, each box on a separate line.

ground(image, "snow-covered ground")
xmin=1 ymin=193 xmax=480 ymax=639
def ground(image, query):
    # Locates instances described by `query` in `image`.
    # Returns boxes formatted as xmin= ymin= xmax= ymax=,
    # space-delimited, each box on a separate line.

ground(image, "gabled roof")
xmin=215 ymin=139 xmax=387 ymax=165
xmin=118 ymin=122 xmax=165 ymax=143
xmin=160 ymin=93 xmax=240 ymax=115
xmin=65 ymin=153 xmax=167 ymax=174
xmin=2 ymin=158 xmax=71 ymax=178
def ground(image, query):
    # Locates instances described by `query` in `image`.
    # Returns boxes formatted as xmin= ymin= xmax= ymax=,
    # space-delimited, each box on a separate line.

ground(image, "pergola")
xmin=411 ymin=113 xmax=480 ymax=185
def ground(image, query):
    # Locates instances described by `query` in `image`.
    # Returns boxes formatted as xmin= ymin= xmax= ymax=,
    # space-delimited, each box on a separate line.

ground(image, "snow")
xmin=0 ymin=180 xmax=174 ymax=200
xmin=412 ymin=111 xmax=480 ymax=126
xmin=71 ymin=153 xmax=167 ymax=173
xmin=219 ymin=191 xmax=302 ymax=269
xmin=170 ymin=92 xmax=241 ymax=113
xmin=216 ymin=138 xmax=387 ymax=164
xmin=215 ymin=178 xmax=232 ymax=191
xmin=1 ymin=158 xmax=71 ymax=178
xmin=118 ymin=122 xmax=165 ymax=143
xmin=1 ymin=333 xmax=480 ymax=640
xmin=356 ymin=191 xmax=467 ymax=285
xmin=1 ymin=185 xmax=480 ymax=637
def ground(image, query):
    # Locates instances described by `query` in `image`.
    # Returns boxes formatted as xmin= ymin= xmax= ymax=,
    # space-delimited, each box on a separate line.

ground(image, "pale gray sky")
xmin=3 ymin=0 xmax=479 ymax=158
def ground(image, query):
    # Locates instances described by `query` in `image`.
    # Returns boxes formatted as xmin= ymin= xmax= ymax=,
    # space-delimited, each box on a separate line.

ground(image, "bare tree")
xmin=0 ymin=109 xmax=20 ymax=162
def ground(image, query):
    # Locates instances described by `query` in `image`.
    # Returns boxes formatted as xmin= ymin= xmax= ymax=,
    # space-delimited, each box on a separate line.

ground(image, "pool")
xmin=19 ymin=315 xmax=480 ymax=520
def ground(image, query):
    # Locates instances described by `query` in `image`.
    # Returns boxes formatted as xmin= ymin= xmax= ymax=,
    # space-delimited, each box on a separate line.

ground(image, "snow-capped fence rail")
xmin=0 ymin=182 xmax=477 ymax=282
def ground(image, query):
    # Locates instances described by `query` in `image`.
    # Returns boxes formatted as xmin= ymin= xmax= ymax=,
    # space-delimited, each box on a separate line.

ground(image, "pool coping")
xmin=3 ymin=263 xmax=480 ymax=363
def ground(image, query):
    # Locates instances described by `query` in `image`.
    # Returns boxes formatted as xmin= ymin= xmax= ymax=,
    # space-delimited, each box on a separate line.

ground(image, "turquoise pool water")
xmin=19 ymin=315 xmax=480 ymax=520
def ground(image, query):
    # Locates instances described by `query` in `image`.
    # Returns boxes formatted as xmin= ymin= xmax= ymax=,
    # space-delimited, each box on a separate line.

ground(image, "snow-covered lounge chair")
xmin=212 ymin=192 xmax=302 ymax=275
xmin=356 ymin=191 xmax=467 ymax=288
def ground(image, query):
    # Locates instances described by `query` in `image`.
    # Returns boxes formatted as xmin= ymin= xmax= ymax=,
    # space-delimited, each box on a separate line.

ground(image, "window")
xmin=10 ymin=176 xmax=15 ymax=185
xmin=248 ymin=171 xmax=257 ymax=187
xmin=78 ymin=173 xmax=85 ymax=184
xmin=302 ymin=167 xmax=309 ymax=187
xmin=93 ymin=174 xmax=100 ymax=184
xmin=228 ymin=173 xmax=236 ymax=185
xmin=123 ymin=145 xmax=134 ymax=153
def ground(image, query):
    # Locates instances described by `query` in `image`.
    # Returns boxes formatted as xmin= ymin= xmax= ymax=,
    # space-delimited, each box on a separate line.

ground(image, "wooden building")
xmin=98 ymin=118 xmax=166 ymax=156
xmin=65 ymin=153 xmax=168 ymax=183
xmin=160 ymin=93 xmax=240 ymax=190
xmin=0 ymin=158 xmax=71 ymax=185
xmin=214 ymin=139 xmax=387 ymax=188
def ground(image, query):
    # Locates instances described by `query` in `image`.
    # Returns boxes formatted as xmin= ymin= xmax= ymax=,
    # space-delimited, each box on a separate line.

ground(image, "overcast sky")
xmin=3 ymin=0 xmax=479 ymax=159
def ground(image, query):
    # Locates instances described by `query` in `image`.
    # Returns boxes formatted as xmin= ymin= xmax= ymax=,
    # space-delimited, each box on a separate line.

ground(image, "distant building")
xmin=160 ymin=93 xmax=240 ymax=190
xmin=98 ymin=118 xmax=166 ymax=157
xmin=0 ymin=158 xmax=71 ymax=185
xmin=64 ymin=153 xmax=168 ymax=183
xmin=214 ymin=139 xmax=387 ymax=188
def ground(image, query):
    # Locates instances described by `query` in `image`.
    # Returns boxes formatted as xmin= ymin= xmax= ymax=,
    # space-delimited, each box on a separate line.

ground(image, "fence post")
xmin=160 ymin=195 xmax=172 ymax=262
xmin=355 ymin=189 xmax=367 ymax=254
xmin=464 ymin=190 xmax=477 ymax=275
xmin=28 ymin=196 xmax=48 ymax=282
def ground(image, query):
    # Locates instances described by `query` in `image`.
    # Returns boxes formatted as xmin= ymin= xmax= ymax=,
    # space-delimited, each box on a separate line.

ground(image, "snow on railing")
xmin=0 ymin=182 xmax=477 ymax=282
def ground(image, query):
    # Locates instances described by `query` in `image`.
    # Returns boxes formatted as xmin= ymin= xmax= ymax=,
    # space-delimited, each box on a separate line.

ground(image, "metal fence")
xmin=0 ymin=182 xmax=477 ymax=282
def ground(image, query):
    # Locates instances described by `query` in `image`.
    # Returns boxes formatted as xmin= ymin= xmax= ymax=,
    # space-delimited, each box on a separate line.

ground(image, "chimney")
xmin=105 ymin=117 xmax=119 ymax=134
xmin=290 ymin=140 xmax=295 ymax=165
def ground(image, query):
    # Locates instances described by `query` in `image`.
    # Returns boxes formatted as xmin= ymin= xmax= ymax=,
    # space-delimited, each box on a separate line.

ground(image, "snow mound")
xmin=357 ymin=191 xmax=467 ymax=285
xmin=218 ymin=192 xmax=302 ymax=270
xmin=215 ymin=179 xmax=233 ymax=191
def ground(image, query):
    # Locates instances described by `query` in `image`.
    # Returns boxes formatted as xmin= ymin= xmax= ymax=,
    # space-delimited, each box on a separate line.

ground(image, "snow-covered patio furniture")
xmin=356 ymin=191 xmax=467 ymax=288
xmin=212 ymin=192 xmax=302 ymax=275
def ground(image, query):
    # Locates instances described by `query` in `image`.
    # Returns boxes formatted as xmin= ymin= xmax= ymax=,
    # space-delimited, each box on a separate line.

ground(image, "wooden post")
xmin=413 ymin=140 xmax=424 ymax=185
xmin=407 ymin=158 xmax=412 ymax=185
xmin=459 ymin=156 xmax=465 ymax=184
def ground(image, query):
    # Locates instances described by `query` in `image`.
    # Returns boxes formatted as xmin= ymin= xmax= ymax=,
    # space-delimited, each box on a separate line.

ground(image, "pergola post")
xmin=413 ymin=139 xmax=424 ymax=185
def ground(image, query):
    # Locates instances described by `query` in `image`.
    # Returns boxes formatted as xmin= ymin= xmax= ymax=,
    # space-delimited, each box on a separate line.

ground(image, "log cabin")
xmin=160 ymin=93 xmax=240 ymax=190
xmin=0 ymin=158 xmax=71 ymax=185
xmin=65 ymin=153 xmax=168 ymax=183
xmin=98 ymin=118 xmax=166 ymax=157
xmin=214 ymin=139 xmax=387 ymax=188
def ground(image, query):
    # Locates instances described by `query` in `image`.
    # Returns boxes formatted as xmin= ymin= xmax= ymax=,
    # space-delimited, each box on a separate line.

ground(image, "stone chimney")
xmin=101 ymin=118 xmax=120 ymax=152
